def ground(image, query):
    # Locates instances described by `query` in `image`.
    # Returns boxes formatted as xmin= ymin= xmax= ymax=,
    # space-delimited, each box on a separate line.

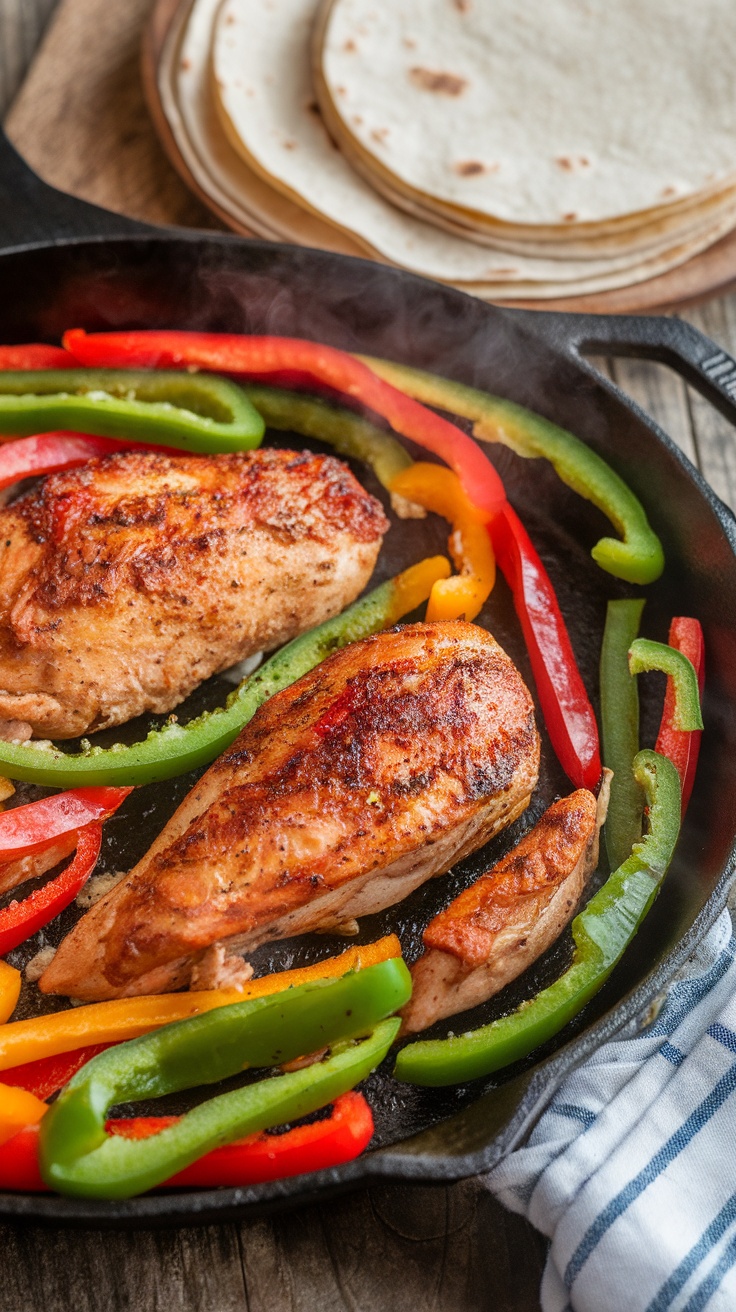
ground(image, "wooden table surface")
xmin=2 ymin=3 xmax=736 ymax=1309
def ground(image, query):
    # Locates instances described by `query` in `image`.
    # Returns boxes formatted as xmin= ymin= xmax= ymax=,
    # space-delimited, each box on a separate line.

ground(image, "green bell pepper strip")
xmin=628 ymin=638 xmax=704 ymax=732
xmin=41 ymin=1019 xmax=400 ymax=1199
xmin=600 ymin=598 xmax=646 ymax=872
xmin=0 ymin=369 xmax=264 ymax=451
xmin=0 ymin=556 xmax=448 ymax=786
xmin=394 ymin=749 xmax=681 ymax=1087
xmin=242 ymin=384 xmax=413 ymax=494
xmin=360 ymin=356 xmax=665 ymax=585
xmin=40 ymin=959 xmax=408 ymax=1197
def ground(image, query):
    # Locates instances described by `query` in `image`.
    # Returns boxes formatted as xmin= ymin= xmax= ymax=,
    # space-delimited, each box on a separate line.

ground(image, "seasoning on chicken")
xmin=400 ymin=775 xmax=611 ymax=1035
xmin=0 ymin=447 xmax=387 ymax=741
xmin=40 ymin=621 xmax=540 ymax=1000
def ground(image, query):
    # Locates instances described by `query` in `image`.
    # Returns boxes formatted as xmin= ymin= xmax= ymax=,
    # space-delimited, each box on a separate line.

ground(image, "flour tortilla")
xmin=316 ymin=0 xmax=736 ymax=235
xmin=207 ymin=0 xmax=736 ymax=286
xmin=159 ymin=0 xmax=736 ymax=298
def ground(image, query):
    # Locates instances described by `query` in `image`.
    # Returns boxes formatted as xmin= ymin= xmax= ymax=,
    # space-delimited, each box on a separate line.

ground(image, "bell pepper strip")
xmin=389 ymin=462 xmax=496 ymax=622
xmin=360 ymin=356 xmax=665 ymax=586
xmin=0 ymin=344 xmax=73 ymax=370
xmin=0 ymin=960 xmax=21 ymax=1024
xmin=395 ymin=749 xmax=681 ymax=1086
xmin=628 ymin=639 xmax=704 ymax=732
xmin=0 ymin=557 xmax=449 ymax=787
xmin=40 ymin=1010 xmax=403 ymax=1198
xmin=491 ymin=504 xmax=601 ymax=791
xmin=106 ymin=1088 xmax=374 ymax=1188
xmin=0 ymin=1125 xmax=45 ymax=1190
xmin=62 ymin=330 xmax=508 ymax=518
xmin=0 ymin=823 xmax=103 ymax=955
xmin=241 ymin=384 xmax=416 ymax=507
xmin=1 ymin=1091 xmax=374 ymax=1193
xmin=0 ymin=369 xmax=264 ymax=451
xmin=0 ymin=1044 xmax=114 ymax=1099
xmin=0 ymin=934 xmax=401 ymax=1071
xmin=655 ymin=618 xmax=705 ymax=815
xmin=0 ymin=1083 xmax=46 ymax=1148
xmin=0 ymin=432 xmax=151 ymax=490
xmin=0 ymin=786 xmax=131 ymax=863
xmin=600 ymin=598 xmax=646 ymax=871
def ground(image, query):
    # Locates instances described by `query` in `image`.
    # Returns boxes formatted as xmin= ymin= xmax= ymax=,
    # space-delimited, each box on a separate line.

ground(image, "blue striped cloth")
xmin=485 ymin=910 xmax=736 ymax=1311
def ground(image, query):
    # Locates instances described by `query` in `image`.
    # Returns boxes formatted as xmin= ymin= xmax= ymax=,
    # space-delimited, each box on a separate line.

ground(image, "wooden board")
xmin=141 ymin=0 xmax=736 ymax=314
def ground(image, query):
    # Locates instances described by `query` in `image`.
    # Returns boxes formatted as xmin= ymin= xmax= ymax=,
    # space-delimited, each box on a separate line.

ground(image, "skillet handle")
xmin=0 ymin=126 xmax=155 ymax=249
xmin=514 ymin=309 xmax=736 ymax=431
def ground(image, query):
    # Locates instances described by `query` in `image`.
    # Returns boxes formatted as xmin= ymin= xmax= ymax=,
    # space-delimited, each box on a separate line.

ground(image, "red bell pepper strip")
xmin=0 ymin=823 xmax=102 ymax=955
xmin=0 ymin=433 xmax=145 ymax=492
xmin=0 ymin=1044 xmax=115 ymax=1100
xmin=63 ymin=328 xmax=601 ymax=791
xmin=62 ymin=329 xmax=507 ymax=517
xmin=0 ymin=345 xmax=73 ymax=370
xmin=0 ymin=1092 xmax=374 ymax=1193
xmin=0 ymin=786 xmax=130 ymax=863
xmin=490 ymin=504 xmax=601 ymax=792
xmin=654 ymin=617 xmax=705 ymax=816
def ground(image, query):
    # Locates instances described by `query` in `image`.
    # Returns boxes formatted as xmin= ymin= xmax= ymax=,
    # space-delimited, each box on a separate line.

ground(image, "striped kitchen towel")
xmin=485 ymin=909 xmax=736 ymax=1312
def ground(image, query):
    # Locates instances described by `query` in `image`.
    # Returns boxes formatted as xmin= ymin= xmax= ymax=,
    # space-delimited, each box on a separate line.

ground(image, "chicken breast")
xmin=40 ymin=620 xmax=540 ymax=1000
xmin=0 ymin=447 xmax=387 ymax=739
xmin=400 ymin=773 xmax=611 ymax=1035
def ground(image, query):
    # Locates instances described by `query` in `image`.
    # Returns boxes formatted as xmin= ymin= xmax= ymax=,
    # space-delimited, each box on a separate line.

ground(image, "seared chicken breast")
xmin=41 ymin=621 xmax=540 ymax=1000
xmin=401 ymin=773 xmax=611 ymax=1035
xmin=0 ymin=447 xmax=387 ymax=740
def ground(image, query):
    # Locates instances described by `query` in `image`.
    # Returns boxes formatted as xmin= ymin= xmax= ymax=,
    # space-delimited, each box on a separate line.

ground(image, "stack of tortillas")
xmin=157 ymin=0 xmax=736 ymax=301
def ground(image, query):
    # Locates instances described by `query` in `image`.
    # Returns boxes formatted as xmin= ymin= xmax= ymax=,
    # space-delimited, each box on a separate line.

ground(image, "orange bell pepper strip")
xmin=0 ymin=961 xmax=21 ymax=1025
xmin=0 ymin=1083 xmax=46 ymax=1148
xmin=390 ymin=462 xmax=495 ymax=622
xmin=0 ymin=935 xmax=401 ymax=1071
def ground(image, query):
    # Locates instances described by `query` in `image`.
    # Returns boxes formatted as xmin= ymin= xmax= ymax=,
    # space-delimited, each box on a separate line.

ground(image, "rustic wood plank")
xmin=3 ymin=0 xmax=218 ymax=228
xmin=0 ymin=0 xmax=56 ymax=116
xmin=236 ymin=1182 xmax=547 ymax=1312
xmin=680 ymin=301 xmax=736 ymax=511
xmin=0 ymin=1219 xmax=249 ymax=1311
xmin=608 ymin=355 xmax=698 ymax=466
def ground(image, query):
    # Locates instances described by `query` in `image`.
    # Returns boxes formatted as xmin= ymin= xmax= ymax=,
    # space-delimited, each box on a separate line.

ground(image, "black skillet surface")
xmin=2 ymin=129 xmax=736 ymax=1226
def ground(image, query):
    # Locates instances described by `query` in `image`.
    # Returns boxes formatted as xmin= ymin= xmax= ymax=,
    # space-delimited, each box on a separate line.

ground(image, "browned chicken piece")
xmin=400 ymin=773 xmax=611 ymax=1034
xmin=0 ymin=836 xmax=78 ymax=899
xmin=40 ymin=620 xmax=540 ymax=1000
xmin=0 ymin=447 xmax=387 ymax=740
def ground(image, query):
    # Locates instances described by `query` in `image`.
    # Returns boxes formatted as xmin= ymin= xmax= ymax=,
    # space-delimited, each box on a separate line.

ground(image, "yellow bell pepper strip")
xmin=600 ymin=599 xmax=646 ymax=872
xmin=0 ymin=556 xmax=449 ymax=788
xmin=395 ymin=750 xmax=681 ymax=1086
xmin=0 ymin=934 xmax=402 ymax=1072
xmin=39 ymin=960 xmax=409 ymax=1198
xmin=0 ymin=960 xmax=21 ymax=1024
xmin=389 ymin=462 xmax=496 ymax=621
xmin=360 ymin=356 xmax=664 ymax=585
xmin=0 ymin=1083 xmax=46 ymax=1148
xmin=0 ymin=369 xmax=264 ymax=452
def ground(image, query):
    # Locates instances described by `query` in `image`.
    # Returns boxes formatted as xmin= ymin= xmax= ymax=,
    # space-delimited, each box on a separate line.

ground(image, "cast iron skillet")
xmin=2 ymin=129 xmax=736 ymax=1228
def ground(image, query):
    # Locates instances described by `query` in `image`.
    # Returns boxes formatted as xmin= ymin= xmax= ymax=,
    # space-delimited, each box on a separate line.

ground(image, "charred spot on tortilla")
xmin=408 ymin=67 xmax=468 ymax=96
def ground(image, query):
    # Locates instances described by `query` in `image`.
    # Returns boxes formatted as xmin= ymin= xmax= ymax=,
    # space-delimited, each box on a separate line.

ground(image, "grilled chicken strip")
xmin=0 ymin=447 xmax=387 ymax=740
xmin=401 ymin=774 xmax=611 ymax=1035
xmin=41 ymin=621 xmax=540 ymax=1000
